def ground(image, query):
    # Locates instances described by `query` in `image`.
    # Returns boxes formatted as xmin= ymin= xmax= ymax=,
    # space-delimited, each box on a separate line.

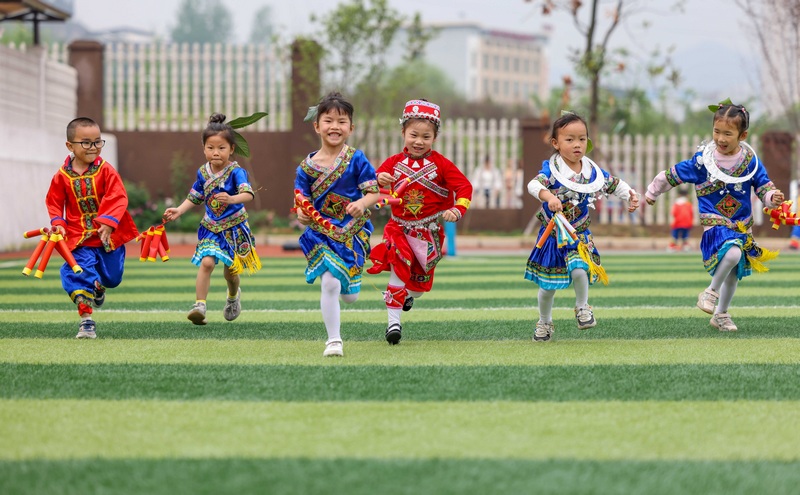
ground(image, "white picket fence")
xmin=48 ymin=42 xmax=291 ymax=132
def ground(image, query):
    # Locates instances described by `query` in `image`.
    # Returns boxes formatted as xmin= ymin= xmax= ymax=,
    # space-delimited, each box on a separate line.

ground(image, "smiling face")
xmin=712 ymin=117 xmax=747 ymax=156
xmin=203 ymin=134 xmax=234 ymax=170
xmin=551 ymin=120 xmax=588 ymax=168
xmin=66 ymin=125 xmax=103 ymax=168
xmin=314 ymin=109 xmax=353 ymax=149
xmin=402 ymin=119 xmax=437 ymax=158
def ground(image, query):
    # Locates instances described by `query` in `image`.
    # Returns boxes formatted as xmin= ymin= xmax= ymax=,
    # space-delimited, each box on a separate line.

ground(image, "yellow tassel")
xmin=229 ymin=248 xmax=262 ymax=276
xmin=578 ymin=242 xmax=609 ymax=286
xmin=747 ymin=246 xmax=779 ymax=273
xmin=735 ymin=221 xmax=748 ymax=233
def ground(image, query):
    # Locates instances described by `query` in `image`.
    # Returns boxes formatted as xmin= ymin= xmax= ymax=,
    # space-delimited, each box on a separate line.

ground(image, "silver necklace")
xmin=699 ymin=141 xmax=759 ymax=185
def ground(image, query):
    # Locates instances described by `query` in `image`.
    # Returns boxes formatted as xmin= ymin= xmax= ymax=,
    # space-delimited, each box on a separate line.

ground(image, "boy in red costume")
xmin=368 ymin=100 xmax=473 ymax=344
xmin=669 ymin=188 xmax=694 ymax=251
xmin=46 ymin=117 xmax=138 ymax=338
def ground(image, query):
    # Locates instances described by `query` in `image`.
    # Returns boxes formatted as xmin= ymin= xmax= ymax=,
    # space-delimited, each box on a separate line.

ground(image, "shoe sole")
xmin=385 ymin=329 xmax=402 ymax=345
xmin=402 ymin=297 xmax=414 ymax=312
xmin=75 ymin=332 xmax=96 ymax=339
xmin=323 ymin=350 xmax=344 ymax=357
xmin=577 ymin=321 xmax=596 ymax=330
xmin=532 ymin=334 xmax=551 ymax=342
xmin=710 ymin=320 xmax=737 ymax=332
xmin=187 ymin=310 xmax=207 ymax=325
xmin=696 ymin=302 xmax=715 ymax=315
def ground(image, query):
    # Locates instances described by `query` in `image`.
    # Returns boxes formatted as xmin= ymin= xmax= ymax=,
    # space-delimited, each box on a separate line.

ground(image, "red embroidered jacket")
xmin=376 ymin=149 xmax=473 ymax=221
xmin=46 ymin=156 xmax=139 ymax=251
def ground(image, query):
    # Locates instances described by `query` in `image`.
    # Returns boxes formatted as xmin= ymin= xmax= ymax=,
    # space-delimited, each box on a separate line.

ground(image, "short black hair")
xmin=315 ymin=92 xmax=354 ymax=123
xmin=202 ymin=113 xmax=236 ymax=147
xmin=66 ymin=117 xmax=99 ymax=141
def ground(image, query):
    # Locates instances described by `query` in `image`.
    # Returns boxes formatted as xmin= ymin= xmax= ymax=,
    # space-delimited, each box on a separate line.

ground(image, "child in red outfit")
xmin=669 ymin=188 xmax=694 ymax=251
xmin=47 ymin=117 xmax=139 ymax=338
xmin=367 ymin=99 xmax=473 ymax=345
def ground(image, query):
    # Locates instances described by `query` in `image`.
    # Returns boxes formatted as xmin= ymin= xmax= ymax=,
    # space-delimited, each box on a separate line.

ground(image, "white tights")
xmin=709 ymin=246 xmax=741 ymax=314
xmin=538 ymin=268 xmax=590 ymax=322
xmin=320 ymin=271 xmax=358 ymax=342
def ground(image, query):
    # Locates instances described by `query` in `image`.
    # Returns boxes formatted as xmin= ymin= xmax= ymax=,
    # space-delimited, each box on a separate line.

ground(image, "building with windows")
xmin=395 ymin=22 xmax=549 ymax=106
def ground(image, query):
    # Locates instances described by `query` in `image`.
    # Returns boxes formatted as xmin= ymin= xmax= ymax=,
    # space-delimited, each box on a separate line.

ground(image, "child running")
xmin=294 ymin=92 xmax=380 ymax=357
xmin=47 ymin=117 xmax=139 ymax=338
xmin=367 ymin=99 xmax=473 ymax=345
xmin=163 ymin=113 xmax=262 ymax=325
xmin=526 ymin=112 xmax=639 ymax=342
xmin=645 ymin=100 xmax=784 ymax=331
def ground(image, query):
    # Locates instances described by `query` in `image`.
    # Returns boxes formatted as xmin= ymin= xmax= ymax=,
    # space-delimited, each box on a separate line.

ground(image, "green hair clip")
xmin=226 ymin=111 xmax=269 ymax=158
xmin=707 ymin=97 xmax=733 ymax=113
xmin=559 ymin=110 xmax=593 ymax=154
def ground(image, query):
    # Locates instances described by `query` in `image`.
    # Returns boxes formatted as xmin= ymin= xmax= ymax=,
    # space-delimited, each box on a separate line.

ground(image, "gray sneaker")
xmin=533 ymin=320 xmax=554 ymax=342
xmin=187 ymin=301 xmax=208 ymax=325
xmin=697 ymin=288 xmax=719 ymax=314
xmin=75 ymin=319 xmax=97 ymax=339
xmin=710 ymin=312 xmax=738 ymax=332
xmin=575 ymin=305 xmax=596 ymax=330
xmin=223 ymin=288 xmax=241 ymax=321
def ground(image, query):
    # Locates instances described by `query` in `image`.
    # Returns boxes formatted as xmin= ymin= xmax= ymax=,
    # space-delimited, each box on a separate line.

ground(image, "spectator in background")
xmin=504 ymin=158 xmax=524 ymax=208
xmin=471 ymin=155 xmax=503 ymax=208
xmin=669 ymin=187 xmax=694 ymax=252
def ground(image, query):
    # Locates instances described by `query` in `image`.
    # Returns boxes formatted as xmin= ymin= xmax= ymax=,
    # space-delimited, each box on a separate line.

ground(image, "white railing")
xmin=0 ymin=43 xmax=78 ymax=251
xmin=47 ymin=42 xmax=292 ymax=132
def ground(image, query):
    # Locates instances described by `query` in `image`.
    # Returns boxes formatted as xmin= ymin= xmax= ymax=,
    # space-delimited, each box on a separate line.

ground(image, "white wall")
xmin=0 ymin=44 xmax=77 ymax=252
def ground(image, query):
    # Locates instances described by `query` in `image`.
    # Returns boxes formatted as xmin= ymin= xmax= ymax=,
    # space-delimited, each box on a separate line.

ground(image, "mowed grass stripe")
xmin=2 ymin=339 xmax=799 ymax=366
xmin=4 ymin=363 xmax=800 ymax=402
xmin=0 ymin=316 xmax=797 ymax=340
xmin=2 ymin=459 xmax=799 ymax=495
xmin=2 ymin=399 xmax=799 ymax=460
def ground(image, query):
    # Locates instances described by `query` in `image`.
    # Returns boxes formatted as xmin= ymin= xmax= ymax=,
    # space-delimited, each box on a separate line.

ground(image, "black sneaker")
xmin=76 ymin=319 xmax=97 ymax=339
xmin=402 ymin=296 xmax=414 ymax=312
xmin=93 ymin=281 xmax=106 ymax=308
xmin=385 ymin=323 xmax=402 ymax=345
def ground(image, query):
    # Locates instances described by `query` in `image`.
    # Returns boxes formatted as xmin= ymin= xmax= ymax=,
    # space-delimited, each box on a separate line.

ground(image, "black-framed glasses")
xmin=70 ymin=140 xmax=106 ymax=149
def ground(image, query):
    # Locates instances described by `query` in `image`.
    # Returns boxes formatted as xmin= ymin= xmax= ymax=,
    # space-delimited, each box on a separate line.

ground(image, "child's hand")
xmin=296 ymin=208 xmax=312 ymax=226
xmin=547 ymin=197 xmax=563 ymax=212
xmin=345 ymin=199 xmax=366 ymax=217
xmin=773 ymin=190 xmax=785 ymax=206
xmin=377 ymin=172 xmax=396 ymax=187
xmin=53 ymin=225 xmax=66 ymax=236
xmin=214 ymin=192 xmax=233 ymax=205
xmin=162 ymin=207 xmax=181 ymax=223
xmin=442 ymin=209 xmax=458 ymax=222
xmin=628 ymin=192 xmax=640 ymax=212
xmin=97 ymin=224 xmax=113 ymax=246
xmin=645 ymin=196 xmax=656 ymax=206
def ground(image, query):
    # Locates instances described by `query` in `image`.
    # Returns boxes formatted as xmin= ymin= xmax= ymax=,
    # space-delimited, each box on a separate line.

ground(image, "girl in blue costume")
xmin=163 ymin=113 xmax=261 ymax=325
xmin=294 ymin=92 xmax=380 ymax=357
xmin=526 ymin=112 xmax=639 ymax=342
xmin=646 ymin=101 xmax=785 ymax=332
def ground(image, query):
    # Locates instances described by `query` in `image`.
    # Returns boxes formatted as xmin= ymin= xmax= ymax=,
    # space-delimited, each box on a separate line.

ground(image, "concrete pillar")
xmin=67 ymin=40 xmax=104 ymax=128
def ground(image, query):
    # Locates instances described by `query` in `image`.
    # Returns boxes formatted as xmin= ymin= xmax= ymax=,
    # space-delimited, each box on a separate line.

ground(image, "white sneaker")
xmin=697 ymin=288 xmax=719 ymax=314
xmin=323 ymin=339 xmax=343 ymax=357
xmin=533 ymin=320 xmax=554 ymax=342
xmin=710 ymin=313 xmax=738 ymax=332
xmin=575 ymin=305 xmax=596 ymax=330
xmin=223 ymin=288 xmax=241 ymax=321
xmin=187 ymin=302 xmax=207 ymax=325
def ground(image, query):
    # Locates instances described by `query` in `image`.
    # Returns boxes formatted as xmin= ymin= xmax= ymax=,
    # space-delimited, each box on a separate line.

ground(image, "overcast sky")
xmin=71 ymin=0 xmax=761 ymax=105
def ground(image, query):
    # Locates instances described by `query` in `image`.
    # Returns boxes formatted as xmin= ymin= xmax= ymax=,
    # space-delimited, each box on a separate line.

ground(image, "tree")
xmin=249 ymin=5 xmax=274 ymax=45
xmin=309 ymin=0 xmax=436 ymax=144
xmin=0 ymin=22 xmax=34 ymax=46
xmin=524 ymin=0 xmax=683 ymax=134
xmin=170 ymin=0 xmax=233 ymax=44
xmin=735 ymin=0 xmax=800 ymax=136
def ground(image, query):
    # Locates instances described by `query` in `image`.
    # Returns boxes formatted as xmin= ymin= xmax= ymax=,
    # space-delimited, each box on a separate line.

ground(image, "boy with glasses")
xmin=46 ymin=117 xmax=139 ymax=338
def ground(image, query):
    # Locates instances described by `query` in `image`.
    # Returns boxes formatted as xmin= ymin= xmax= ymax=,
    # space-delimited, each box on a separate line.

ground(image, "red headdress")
xmin=401 ymin=99 xmax=441 ymax=129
